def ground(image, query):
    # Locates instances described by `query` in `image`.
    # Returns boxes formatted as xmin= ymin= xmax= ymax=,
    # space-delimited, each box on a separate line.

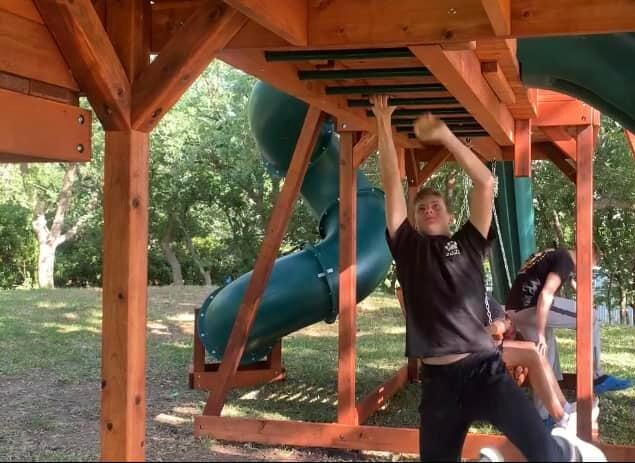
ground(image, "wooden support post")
xmin=203 ymin=107 xmax=324 ymax=416
xmin=514 ymin=119 xmax=531 ymax=177
xmin=576 ymin=125 xmax=594 ymax=441
xmin=101 ymin=130 xmax=150 ymax=461
xmin=404 ymin=149 xmax=419 ymax=188
xmin=338 ymin=130 xmax=358 ymax=426
xmin=541 ymin=126 xmax=577 ymax=161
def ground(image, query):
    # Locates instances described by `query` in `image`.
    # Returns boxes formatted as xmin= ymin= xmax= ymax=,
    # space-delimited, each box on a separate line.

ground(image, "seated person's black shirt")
xmin=387 ymin=219 xmax=497 ymax=358
xmin=506 ymin=248 xmax=574 ymax=311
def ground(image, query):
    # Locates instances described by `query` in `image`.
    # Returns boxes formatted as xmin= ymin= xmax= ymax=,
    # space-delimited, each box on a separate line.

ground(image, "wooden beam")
xmin=481 ymin=0 xmax=511 ymax=36
xmin=541 ymin=126 xmax=576 ymax=161
xmin=191 ymin=364 xmax=285 ymax=390
xmin=0 ymin=88 xmax=91 ymax=163
xmin=468 ymin=136 xmax=503 ymax=160
xmin=194 ymin=414 xmax=635 ymax=461
xmin=34 ymin=0 xmax=131 ymax=130
xmin=534 ymin=100 xmax=594 ymax=127
xmin=0 ymin=70 xmax=78 ymax=105
xmin=356 ymin=366 xmax=409 ymax=424
xmin=511 ymin=0 xmax=635 ymax=37
xmin=0 ymin=9 xmax=78 ymax=90
xmin=203 ymin=107 xmax=324 ymax=416
xmin=352 ymin=133 xmax=378 ymax=168
xmin=1 ymin=0 xmax=45 ymax=23
xmin=132 ymin=3 xmax=247 ymax=131
xmin=410 ymin=46 xmax=514 ymax=146
xmin=338 ymin=131 xmax=358 ymax=426
xmin=106 ymin=0 xmax=151 ymax=83
xmin=418 ymin=149 xmax=450 ymax=185
xmin=575 ymin=124 xmax=594 ymax=442
xmin=625 ymin=130 xmax=635 ymax=159
xmin=536 ymin=142 xmax=576 ymax=184
xmin=481 ymin=61 xmax=516 ymax=105
xmin=404 ymin=149 xmax=420 ymax=187
xmin=514 ymin=119 xmax=531 ymax=177
xmin=101 ymin=130 xmax=149 ymax=461
xmin=223 ymin=0 xmax=307 ymax=46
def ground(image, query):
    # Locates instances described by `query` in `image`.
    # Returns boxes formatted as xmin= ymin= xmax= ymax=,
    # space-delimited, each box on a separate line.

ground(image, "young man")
xmin=506 ymin=247 xmax=632 ymax=420
xmin=371 ymin=95 xmax=604 ymax=461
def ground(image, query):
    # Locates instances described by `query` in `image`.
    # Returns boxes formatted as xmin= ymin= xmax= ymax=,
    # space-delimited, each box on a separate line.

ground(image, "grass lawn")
xmin=1 ymin=287 xmax=634 ymax=461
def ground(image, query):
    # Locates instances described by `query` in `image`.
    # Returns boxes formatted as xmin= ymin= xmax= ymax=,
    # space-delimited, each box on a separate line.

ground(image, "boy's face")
xmin=414 ymin=194 xmax=453 ymax=236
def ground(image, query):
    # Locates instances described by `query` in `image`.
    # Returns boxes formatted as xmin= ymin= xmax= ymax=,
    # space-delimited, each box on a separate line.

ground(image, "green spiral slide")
xmin=197 ymin=82 xmax=392 ymax=363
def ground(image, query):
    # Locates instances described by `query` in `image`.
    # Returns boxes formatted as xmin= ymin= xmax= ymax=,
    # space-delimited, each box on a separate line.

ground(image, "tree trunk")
xmin=607 ymin=274 xmax=613 ymax=324
xmin=38 ymin=242 xmax=56 ymax=288
xmin=160 ymin=215 xmax=183 ymax=285
xmin=181 ymin=221 xmax=212 ymax=286
xmin=620 ymin=287 xmax=628 ymax=325
xmin=551 ymin=209 xmax=566 ymax=246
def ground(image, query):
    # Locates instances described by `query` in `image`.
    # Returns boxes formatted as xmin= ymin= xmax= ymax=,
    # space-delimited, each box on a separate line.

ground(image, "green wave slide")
xmin=197 ymin=82 xmax=392 ymax=363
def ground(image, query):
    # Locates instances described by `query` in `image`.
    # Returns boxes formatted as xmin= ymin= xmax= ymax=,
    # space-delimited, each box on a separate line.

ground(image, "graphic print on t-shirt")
xmin=444 ymin=240 xmax=461 ymax=257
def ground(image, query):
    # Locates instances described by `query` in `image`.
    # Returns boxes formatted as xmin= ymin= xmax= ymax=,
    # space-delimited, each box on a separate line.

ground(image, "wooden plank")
xmin=541 ymin=126 xmax=576 ymax=161
xmin=536 ymin=142 xmax=576 ymax=184
xmin=224 ymin=0 xmax=307 ymax=46
xmin=625 ymin=130 xmax=635 ymax=159
xmin=511 ymin=0 xmax=635 ymax=37
xmin=28 ymin=80 xmax=78 ymax=105
xmin=34 ymin=0 xmax=131 ymax=130
xmin=192 ymin=367 xmax=285 ymax=390
xmin=217 ymin=48 xmax=420 ymax=150
xmin=0 ymin=71 xmax=30 ymax=94
xmin=514 ymin=119 xmax=531 ymax=177
xmin=194 ymin=417 xmax=525 ymax=460
xmin=192 ymin=308 xmax=206 ymax=375
xmin=0 ymin=0 xmax=44 ymax=23
xmin=352 ymin=133 xmax=378 ymax=168
xmin=481 ymin=0 xmax=511 ymax=36
xmin=481 ymin=61 xmax=516 ymax=105
xmin=132 ymin=3 xmax=247 ymax=131
xmin=338 ymin=131 xmax=358 ymax=426
xmin=106 ymin=0 xmax=151 ymax=83
xmin=203 ymin=107 xmax=324 ymax=416
xmin=418 ymin=148 xmax=450 ymax=185
xmin=0 ymin=10 xmax=78 ymax=90
xmin=575 ymin=124 xmax=594 ymax=442
xmin=356 ymin=366 xmax=408 ymax=424
xmin=0 ymin=88 xmax=90 ymax=163
xmin=308 ymin=0 xmax=493 ymax=47
xmin=468 ymin=136 xmax=503 ymax=160
xmin=101 ymin=130 xmax=150 ymax=461
xmin=534 ymin=100 xmax=594 ymax=127
xmin=410 ymin=46 xmax=514 ymax=146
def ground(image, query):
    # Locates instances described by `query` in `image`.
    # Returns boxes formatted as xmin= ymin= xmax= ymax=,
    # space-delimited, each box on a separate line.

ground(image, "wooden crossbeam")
xmin=203 ymin=106 xmax=324 ymax=417
xmin=575 ymin=124 xmax=594 ymax=441
xmin=534 ymin=100 xmax=594 ymax=127
xmin=338 ymin=131 xmax=358 ymax=426
xmin=467 ymin=136 xmax=503 ymax=160
xmin=534 ymin=142 xmax=576 ymax=184
xmin=34 ymin=0 xmax=131 ymax=130
xmin=356 ymin=366 xmax=409 ymax=424
xmin=481 ymin=0 xmax=511 ymax=36
xmin=0 ymin=88 xmax=91 ymax=163
xmin=514 ymin=119 xmax=531 ymax=177
xmin=410 ymin=46 xmax=514 ymax=146
xmin=481 ymin=61 xmax=516 ymax=105
xmin=404 ymin=149 xmax=420 ymax=186
xmin=224 ymin=0 xmax=307 ymax=46
xmin=418 ymin=148 xmax=450 ymax=185
xmin=541 ymin=126 xmax=576 ymax=161
xmin=132 ymin=3 xmax=247 ymax=131
xmin=625 ymin=130 xmax=635 ymax=159
xmin=352 ymin=133 xmax=378 ymax=168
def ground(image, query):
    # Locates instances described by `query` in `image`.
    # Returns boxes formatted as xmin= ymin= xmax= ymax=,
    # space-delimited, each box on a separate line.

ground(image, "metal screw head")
xmin=76 ymin=144 xmax=85 ymax=153
xmin=342 ymin=123 xmax=348 ymax=129
xmin=448 ymin=7 xmax=457 ymax=15
xmin=78 ymin=115 xmax=85 ymax=125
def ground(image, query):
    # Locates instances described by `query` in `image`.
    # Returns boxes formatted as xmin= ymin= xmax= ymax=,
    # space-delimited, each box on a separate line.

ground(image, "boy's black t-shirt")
xmin=387 ymin=219 xmax=497 ymax=358
xmin=505 ymin=248 xmax=574 ymax=310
